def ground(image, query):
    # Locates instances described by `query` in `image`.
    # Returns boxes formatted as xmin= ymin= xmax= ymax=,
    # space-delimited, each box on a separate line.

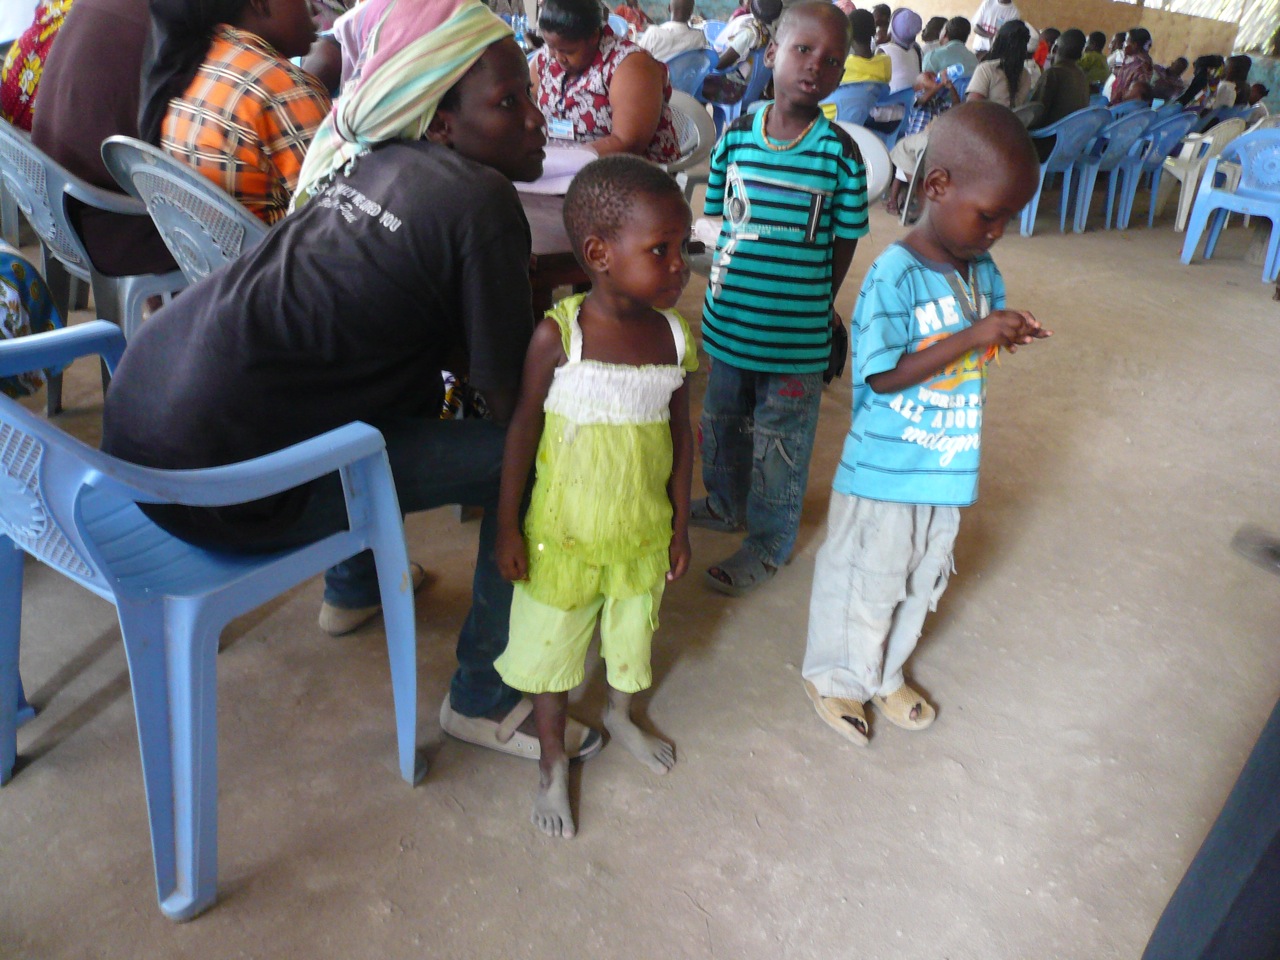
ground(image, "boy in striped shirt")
xmin=693 ymin=0 xmax=868 ymax=596
xmin=802 ymin=102 xmax=1049 ymax=744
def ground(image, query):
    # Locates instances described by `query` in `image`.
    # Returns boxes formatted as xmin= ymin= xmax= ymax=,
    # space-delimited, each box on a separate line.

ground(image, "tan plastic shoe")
xmin=439 ymin=696 xmax=604 ymax=762
xmin=803 ymin=680 xmax=869 ymax=746
xmin=871 ymin=682 xmax=936 ymax=731
xmin=317 ymin=562 xmax=429 ymax=636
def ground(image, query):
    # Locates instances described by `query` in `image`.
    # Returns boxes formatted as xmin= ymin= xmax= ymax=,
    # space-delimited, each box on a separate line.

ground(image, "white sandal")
xmin=439 ymin=697 xmax=604 ymax=761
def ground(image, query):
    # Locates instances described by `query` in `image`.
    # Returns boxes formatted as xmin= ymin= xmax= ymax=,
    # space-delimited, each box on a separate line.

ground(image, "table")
xmin=521 ymin=192 xmax=588 ymax=316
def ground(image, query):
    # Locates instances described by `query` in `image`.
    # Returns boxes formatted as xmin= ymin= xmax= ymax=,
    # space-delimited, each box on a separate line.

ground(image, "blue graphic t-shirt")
xmin=833 ymin=242 xmax=1006 ymax=507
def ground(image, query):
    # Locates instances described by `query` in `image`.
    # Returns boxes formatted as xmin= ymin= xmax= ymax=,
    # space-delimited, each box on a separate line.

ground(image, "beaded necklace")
xmin=760 ymin=104 xmax=819 ymax=151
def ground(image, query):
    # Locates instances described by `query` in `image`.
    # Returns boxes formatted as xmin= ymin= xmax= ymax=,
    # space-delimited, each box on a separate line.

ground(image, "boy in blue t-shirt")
xmin=802 ymin=102 xmax=1050 ymax=744
xmin=693 ymin=0 xmax=869 ymax=597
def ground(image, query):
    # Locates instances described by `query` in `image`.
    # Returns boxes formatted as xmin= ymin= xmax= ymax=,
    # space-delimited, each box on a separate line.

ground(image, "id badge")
xmin=547 ymin=117 xmax=575 ymax=140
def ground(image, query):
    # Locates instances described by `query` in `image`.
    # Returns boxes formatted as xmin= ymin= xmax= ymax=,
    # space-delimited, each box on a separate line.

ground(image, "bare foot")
xmin=531 ymin=757 xmax=574 ymax=838
xmin=604 ymin=705 xmax=675 ymax=774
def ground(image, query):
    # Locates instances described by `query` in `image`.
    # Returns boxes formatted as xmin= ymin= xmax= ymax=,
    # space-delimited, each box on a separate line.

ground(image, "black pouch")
xmin=825 ymin=312 xmax=848 ymax=384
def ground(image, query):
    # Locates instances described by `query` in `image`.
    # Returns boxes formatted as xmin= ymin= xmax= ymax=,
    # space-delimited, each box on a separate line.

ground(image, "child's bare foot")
xmin=532 ymin=757 xmax=574 ymax=838
xmin=605 ymin=691 xmax=675 ymax=774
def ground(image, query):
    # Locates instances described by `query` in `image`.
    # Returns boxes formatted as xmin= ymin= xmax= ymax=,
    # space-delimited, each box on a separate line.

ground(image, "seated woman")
xmin=0 ymin=0 xmax=73 ymax=131
xmin=105 ymin=0 xmax=600 ymax=761
xmin=531 ymin=0 xmax=679 ymax=162
xmin=966 ymin=18 xmax=1033 ymax=109
xmin=140 ymin=0 xmax=331 ymax=224
xmin=1108 ymin=27 xmax=1153 ymax=106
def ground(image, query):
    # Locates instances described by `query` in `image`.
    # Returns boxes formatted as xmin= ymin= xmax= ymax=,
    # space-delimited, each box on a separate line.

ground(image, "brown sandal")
xmin=804 ymin=680 xmax=869 ymax=746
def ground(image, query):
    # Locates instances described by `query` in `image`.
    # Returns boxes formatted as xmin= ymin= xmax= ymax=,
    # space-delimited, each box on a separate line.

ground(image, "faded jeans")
xmin=699 ymin=360 xmax=823 ymax=568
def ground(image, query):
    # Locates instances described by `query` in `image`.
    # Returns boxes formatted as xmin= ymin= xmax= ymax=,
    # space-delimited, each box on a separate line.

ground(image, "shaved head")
xmin=922 ymin=100 xmax=1038 ymax=194
xmin=774 ymin=0 xmax=852 ymax=47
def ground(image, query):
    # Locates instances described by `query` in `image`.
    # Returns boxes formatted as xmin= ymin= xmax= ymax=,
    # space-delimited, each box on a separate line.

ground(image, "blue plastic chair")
xmin=869 ymin=87 xmax=917 ymax=152
xmin=702 ymin=18 xmax=727 ymax=45
xmin=0 ymin=322 xmax=420 ymax=920
xmin=1108 ymin=99 xmax=1148 ymax=118
xmin=0 ymin=122 xmax=186 ymax=345
xmin=607 ymin=12 xmax=629 ymax=37
xmin=1118 ymin=110 xmax=1200 ymax=228
xmin=820 ymin=81 xmax=888 ymax=124
xmin=1089 ymin=93 xmax=1109 ymax=108
xmin=664 ymin=47 xmax=718 ymax=99
xmin=1071 ymin=110 xmax=1156 ymax=232
xmin=101 ymin=136 xmax=268 ymax=285
xmin=950 ymin=75 xmax=970 ymax=101
xmin=1181 ymin=129 xmax=1280 ymax=283
xmin=1020 ymin=106 xmax=1111 ymax=236
xmin=711 ymin=47 xmax=771 ymax=134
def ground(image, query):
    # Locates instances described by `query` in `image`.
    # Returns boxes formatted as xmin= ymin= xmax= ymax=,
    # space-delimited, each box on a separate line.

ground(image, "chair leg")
xmin=1175 ymin=171 xmax=1201 ymax=232
xmin=1181 ymin=198 xmax=1215 ymax=264
xmin=348 ymin=456 xmax=422 ymax=786
xmin=1264 ymin=218 xmax=1280 ymax=283
xmin=1105 ymin=169 xmax=1122 ymax=230
xmin=1073 ymin=166 xmax=1098 ymax=233
xmin=44 ymin=372 xmax=63 ymax=417
xmin=1061 ymin=168 xmax=1078 ymax=233
xmin=0 ymin=538 xmax=25 ymax=786
xmin=1020 ymin=168 xmax=1048 ymax=237
xmin=115 ymin=597 xmax=221 ymax=921
xmin=1203 ymin=208 xmax=1230 ymax=260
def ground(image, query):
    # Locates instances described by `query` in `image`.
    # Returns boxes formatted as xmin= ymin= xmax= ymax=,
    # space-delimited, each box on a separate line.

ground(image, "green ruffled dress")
xmin=522 ymin=295 xmax=698 ymax=609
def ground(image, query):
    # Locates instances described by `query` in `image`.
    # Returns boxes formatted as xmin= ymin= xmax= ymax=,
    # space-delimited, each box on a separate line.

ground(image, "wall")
xmin=648 ymin=0 xmax=1240 ymax=62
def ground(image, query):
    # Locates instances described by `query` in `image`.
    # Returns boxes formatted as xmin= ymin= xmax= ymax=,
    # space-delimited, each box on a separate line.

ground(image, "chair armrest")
xmin=0 ymin=320 xmax=126 ymax=377
xmin=61 ymin=176 xmax=149 ymax=218
xmin=98 ymin=421 xmax=391 ymax=508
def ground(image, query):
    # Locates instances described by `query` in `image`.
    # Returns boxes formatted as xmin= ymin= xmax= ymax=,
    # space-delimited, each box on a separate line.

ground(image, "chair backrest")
xmin=607 ymin=12 xmax=629 ymax=38
xmin=820 ymin=82 xmax=887 ymax=125
xmin=1220 ymin=128 xmax=1280 ymax=193
xmin=702 ymin=19 xmax=727 ymax=45
xmin=665 ymin=47 xmax=717 ymax=98
xmin=1012 ymin=102 xmax=1043 ymax=128
xmin=737 ymin=47 xmax=773 ymax=112
xmin=951 ymin=75 xmax=970 ymax=101
xmin=1201 ymin=117 xmax=1248 ymax=161
xmin=663 ymin=91 xmax=717 ymax=173
xmin=1155 ymin=100 xmax=1186 ymax=119
xmin=835 ymin=121 xmax=892 ymax=203
xmin=101 ymin=136 xmax=268 ymax=285
xmin=0 ymin=120 xmax=96 ymax=281
xmin=872 ymin=87 xmax=918 ymax=150
xmin=1140 ymin=111 xmax=1200 ymax=170
xmin=1034 ymin=105 xmax=1111 ymax=166
xmin=1109 ymin=99 xmax=1148 ymax=118
xmin=1089 ymin=93 xmax=1108 ymax=108
xmin=1247 ymin=113 xmax=1280 ymax=133
xmin=1092 ymin=110 xmax=1156 ymax=168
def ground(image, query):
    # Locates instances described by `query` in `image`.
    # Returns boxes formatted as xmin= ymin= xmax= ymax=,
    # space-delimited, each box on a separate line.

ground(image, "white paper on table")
xmin=516 ymin=146 xmax=598 ymax=195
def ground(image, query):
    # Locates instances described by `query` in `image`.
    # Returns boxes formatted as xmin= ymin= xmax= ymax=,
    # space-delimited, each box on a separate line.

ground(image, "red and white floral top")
xmin=534 ymin=27 xmax=680 ymax=165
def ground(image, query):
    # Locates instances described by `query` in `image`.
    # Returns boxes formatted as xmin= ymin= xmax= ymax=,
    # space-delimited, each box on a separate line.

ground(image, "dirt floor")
xmin=4 ymin=189 xmax=1280 ymax=960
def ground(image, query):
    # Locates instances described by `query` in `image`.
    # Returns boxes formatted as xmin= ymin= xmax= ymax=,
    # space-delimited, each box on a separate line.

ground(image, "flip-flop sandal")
xmin=703 ymin=547 xmax=777 ymax=597
xmin=871 ymin=683 xmax=936 ymax=731
xmin=804 ymin=680 xmax=869 ymax=746
xmin=689 ymin=497 xmax=744 ymax=533
xmin=439 ymin=697 xmax=604 ymax=761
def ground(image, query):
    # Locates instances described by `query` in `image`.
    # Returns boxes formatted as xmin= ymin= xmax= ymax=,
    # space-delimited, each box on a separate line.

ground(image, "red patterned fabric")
xmin=0 ymin=0 xmax=73 ymax=132
xmin=534 ymin=26 xmax=679 ymax=164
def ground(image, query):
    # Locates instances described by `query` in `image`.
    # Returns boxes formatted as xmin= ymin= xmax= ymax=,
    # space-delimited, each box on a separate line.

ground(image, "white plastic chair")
xmin=664 ymin=91 xmax=718 ymax=197
xmin=1154 ymin=117 xmax=1247 ymax=231
xmin=0 ymin=322 xmax=421 ymax=920
xmin=836 ymin=121 xmax=892 ymax=205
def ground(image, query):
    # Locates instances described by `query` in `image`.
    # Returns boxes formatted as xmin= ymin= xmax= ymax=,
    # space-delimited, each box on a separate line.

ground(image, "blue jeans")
xmin=1142 ymin=697 xmax=1280 ymax=960
xmin=699 ymin=360 xmax=823 ymax=568
xmin=146 ymin=417 xmax=521 ymax=719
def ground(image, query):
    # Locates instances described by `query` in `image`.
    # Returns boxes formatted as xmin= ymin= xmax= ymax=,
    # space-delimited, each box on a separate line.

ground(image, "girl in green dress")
xmin=494 ymin=156 xmax=696 ymax=838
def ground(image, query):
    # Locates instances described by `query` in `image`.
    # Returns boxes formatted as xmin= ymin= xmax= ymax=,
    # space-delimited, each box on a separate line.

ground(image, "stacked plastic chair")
xmin=1114 ymin=110 xmax=1200 ymax=228
xmin=1020 ymin=106 xmax=1111 ymax=236
xmin=702 ymin=18 xmax=727 ymax=45
xmin=1180 ymin=128 xmax=1280 ymax=283
xmin=1154 ymin=117 xmax=1247 ymax=230
xmin=1071 ymin=109 xmax=1156 ymax=232
xmin=869 ymin=87 xmax=916 ymax=152
xmin=0 ymin=322 xmax=421 ymax=920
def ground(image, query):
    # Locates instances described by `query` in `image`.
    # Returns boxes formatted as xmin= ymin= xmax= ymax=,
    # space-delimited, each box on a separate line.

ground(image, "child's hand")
xmin=667 ymin=532 xmax=691 ymax=582
xmin=974 ymin=309 xmax=1052 ymax=354
xmin=496 ymin=525 xmax=529 ymax=582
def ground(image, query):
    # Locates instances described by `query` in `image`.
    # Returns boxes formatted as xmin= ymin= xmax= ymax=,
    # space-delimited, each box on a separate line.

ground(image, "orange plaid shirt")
xmin=162 ymin=25 xmax=331 ymax=225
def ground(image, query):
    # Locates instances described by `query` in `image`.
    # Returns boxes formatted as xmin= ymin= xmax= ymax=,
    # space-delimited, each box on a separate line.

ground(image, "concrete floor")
xmin=4 ymin=191 xmax=1280 ymax=959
